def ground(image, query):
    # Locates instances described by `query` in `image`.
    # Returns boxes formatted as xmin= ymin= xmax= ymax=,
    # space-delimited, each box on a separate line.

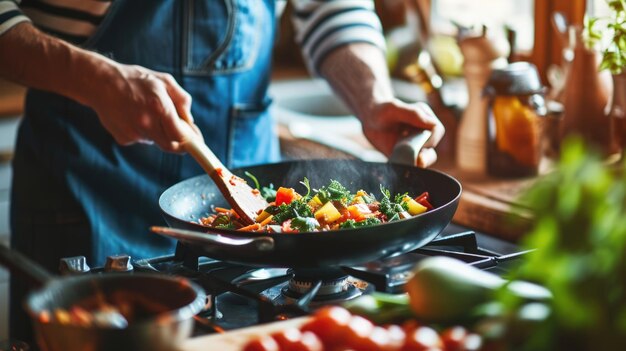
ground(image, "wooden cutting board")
xmin=181 ymin=317 xmax=310 ymax=351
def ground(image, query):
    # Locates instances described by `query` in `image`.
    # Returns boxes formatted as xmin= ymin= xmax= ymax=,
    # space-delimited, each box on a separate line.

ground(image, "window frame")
xmin=393 ymin=0 xmax=587 ymax=80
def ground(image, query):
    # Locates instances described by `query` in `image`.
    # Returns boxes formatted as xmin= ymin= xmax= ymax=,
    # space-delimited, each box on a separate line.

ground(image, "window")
xmin=430 ymin=0 xmax=535 ymax=52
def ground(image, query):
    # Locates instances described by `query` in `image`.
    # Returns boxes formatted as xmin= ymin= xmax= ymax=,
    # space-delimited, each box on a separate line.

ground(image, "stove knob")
xmin=59 ymin=256 xmax=91 ymax=275
xmin=104 ymin=254 xmax=133 ymax=272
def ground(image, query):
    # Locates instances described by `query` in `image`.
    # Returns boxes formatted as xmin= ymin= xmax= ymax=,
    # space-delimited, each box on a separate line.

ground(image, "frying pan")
xmin=158 ymin=159 xmax=461 ymax=268
xmin=0 ymin=244 xmax=206 ymax=351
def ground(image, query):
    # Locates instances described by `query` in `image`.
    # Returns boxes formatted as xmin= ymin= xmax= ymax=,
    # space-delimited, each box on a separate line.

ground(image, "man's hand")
xmin=89 ymin=64 xmax=195 ymax=153
xmin=0 ymin=22 xmax=198 ymax=153
xmin=319 ymin=43 xmax=445 ymax=168
xmin=361 ymin=100 xmax=444 ymax=168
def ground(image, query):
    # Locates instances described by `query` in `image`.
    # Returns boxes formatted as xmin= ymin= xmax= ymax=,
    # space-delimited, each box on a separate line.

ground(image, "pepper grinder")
xmin=456 ymin=27 xmax=508 ymax=175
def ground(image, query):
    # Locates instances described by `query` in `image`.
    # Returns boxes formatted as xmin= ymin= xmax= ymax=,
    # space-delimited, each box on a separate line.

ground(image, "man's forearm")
xmin=318 ymin=43 xmax=394 ymax=122
xmin=0 ymin=22 xmax=114 ymax=106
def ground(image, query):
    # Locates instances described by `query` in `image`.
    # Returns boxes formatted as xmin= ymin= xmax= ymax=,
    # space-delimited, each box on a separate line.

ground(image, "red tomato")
xmin=271 ymin=328 xmax=324 ymax=351
xmin=341 ymin=315 xmax=375 ymax=350
xmin=440 ymin=327 xmax=468 ymax=351
xmin=386 ymin=325 xmax=407 ymax=351
xmin=271 ymin=328 xmax=303 ymax=350
xmin=460 ymin=334 xmax=482 ymax=351
xmin=301 ymin=306 xmax=352 ymax=347
xmin=275 ymin=187 xmax=297 ymax=206
xmin=243 ymin=335 xmax=280 ymax=351
xmin=402 ymin=326 xmax=443 ymax=351
xmin=299 ymin=331 xmax=324 ymax=351
xmin=401 ymin=320 xmax=421 ymax=334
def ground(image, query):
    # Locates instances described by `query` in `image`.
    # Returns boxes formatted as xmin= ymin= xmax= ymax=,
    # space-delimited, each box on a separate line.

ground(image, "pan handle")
xmin=151 ymin=226 xmax=275 ymax=252
xmin=389 ymin=129 xmax=433 ymax=166
xmin=0 ymin=244 xmax=54 ymax=288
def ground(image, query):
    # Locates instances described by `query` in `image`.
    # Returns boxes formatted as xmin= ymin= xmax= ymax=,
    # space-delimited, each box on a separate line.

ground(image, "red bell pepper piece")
xmin=414 ymin=192 xmax=433 ymax=210
xmin=275 ymin=187 xmax=296 ymax=206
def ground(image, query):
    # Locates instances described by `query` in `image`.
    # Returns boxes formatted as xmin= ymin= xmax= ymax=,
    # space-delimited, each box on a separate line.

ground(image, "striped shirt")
xmin=0 ymin=0 xmax=385 ymax=73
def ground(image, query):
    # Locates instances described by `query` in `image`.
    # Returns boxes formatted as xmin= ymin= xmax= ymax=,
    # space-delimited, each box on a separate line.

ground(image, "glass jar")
xmin=485 ymin=62 xmax=546 ymax=177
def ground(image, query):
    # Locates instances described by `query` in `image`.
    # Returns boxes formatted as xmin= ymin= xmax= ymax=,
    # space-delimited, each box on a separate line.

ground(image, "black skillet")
xmin=157 ymin=156 xmax=461 ymax=268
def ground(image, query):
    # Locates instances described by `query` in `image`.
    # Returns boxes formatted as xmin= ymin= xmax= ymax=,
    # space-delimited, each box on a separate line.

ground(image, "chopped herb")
xmin=299 ymin=177 xmax=312 ymax=200
xmin=339 ymin=217 xmax=382 ymax=229
xmin=379 ymin=186 xmax=405 ymax=221
xmin=215 ymin=223 xmax=235 ymax=230
xmin=272 ymin=201 xmax=314 ymax=224
xmin=261 ymin=184 xmax=277 ymax=202
xmin=290 ymin=217 xmax=319 ymax=232
xmin=244 ymin=171 xmax=260 ymax=190
xmin=213 ymin=214 xmax=233 ymax=229
xmin=317 ymin=180 xmax=351 ymax=204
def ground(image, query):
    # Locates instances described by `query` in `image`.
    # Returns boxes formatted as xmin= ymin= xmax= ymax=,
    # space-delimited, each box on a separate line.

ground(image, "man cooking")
xmin=0 ymin=0 xmax=444 ymax=341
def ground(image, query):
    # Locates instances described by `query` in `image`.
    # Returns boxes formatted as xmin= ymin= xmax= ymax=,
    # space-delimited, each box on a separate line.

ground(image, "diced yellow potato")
xmin=314 ymin=201 xmax=342 ymax=223
xmin=308 ymin=195 xmax=323 ymax=206
xmin=256 ymin=210 xmax=272 ymax=223
xmin=403 ymin=196 xmax=428 ymax=216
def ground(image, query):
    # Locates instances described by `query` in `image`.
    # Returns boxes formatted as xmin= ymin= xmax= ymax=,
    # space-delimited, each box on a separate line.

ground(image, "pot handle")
xmin=0 ymin=244 xmax=54 ymax=288
xmin=389 ymin=130 xmax=433 ymax=166
xmin=151 ymin=226 xmax=275 ymax=252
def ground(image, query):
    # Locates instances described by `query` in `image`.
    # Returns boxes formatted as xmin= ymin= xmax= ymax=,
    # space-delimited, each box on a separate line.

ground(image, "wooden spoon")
xmin=178 ymin=121 xmax=268 ymax=225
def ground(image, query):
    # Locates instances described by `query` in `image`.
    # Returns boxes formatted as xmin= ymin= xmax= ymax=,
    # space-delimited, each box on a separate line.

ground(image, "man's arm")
xmin=318 ymin=43 xmax=444 ymax=167
xmin=0 ymin=22 xmax=194 ymax=152
xmin=290 ymin=0 xmax=444 ymax=167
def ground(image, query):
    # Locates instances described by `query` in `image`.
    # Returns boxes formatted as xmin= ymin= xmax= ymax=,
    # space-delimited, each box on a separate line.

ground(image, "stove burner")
xmin=287 ymin=270 xmax=349 ymax=296
xmin=87 ymin=228 xmax=529 ymax=335
xmin=279 ymin=268 xmax=372 ymax=304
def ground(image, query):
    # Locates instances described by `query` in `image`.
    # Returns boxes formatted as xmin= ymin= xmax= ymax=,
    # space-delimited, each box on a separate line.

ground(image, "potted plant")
xmin=587 ymin=0 xmax=626 ymax=150
xmin=494 ymin=138 xmax=626 ymax=350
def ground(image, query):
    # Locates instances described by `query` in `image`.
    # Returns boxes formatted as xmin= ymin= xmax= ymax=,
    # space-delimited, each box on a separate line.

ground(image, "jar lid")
xmin=485 ymin=62 xmax=544 ymax=95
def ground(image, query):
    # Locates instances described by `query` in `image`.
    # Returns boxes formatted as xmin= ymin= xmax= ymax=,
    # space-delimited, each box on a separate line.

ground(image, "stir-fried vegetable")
xmin=199 ymin=178 xmax=433 ymax=233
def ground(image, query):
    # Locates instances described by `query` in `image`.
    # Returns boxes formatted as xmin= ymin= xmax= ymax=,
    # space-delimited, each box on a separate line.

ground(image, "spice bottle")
xmin=485 ymin=62 xmax=546 ymax=177
xmin=456 ymin=27 xmax=508 ymax=175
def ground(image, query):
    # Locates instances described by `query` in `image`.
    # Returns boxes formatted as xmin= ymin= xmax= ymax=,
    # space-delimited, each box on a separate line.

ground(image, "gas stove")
xmin=61 ymin=224 xmax=529 ymax=336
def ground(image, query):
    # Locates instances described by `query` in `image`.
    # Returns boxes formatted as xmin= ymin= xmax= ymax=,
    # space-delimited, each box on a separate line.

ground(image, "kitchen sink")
xmin=269 ymin=78 xmax=427 ymax=161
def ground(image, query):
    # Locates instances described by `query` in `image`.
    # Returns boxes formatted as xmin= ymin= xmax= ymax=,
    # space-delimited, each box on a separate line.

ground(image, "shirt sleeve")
xmin=0 ymin=0 xmax=30 ymax=36
xmin=290 ymin=0 xmax=386 ymax=75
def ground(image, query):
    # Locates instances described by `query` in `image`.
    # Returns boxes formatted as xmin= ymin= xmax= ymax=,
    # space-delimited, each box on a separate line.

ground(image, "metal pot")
xmin=0 ymin=245 xmax=206 ymax=351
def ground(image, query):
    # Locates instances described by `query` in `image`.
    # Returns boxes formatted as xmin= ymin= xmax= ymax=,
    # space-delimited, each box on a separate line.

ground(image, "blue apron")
xmin=10 ymin=0 xmax=279 ymax=339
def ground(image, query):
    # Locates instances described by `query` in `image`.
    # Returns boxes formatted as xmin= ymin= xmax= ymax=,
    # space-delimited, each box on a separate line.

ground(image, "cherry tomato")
xmin=402 ymin=326 xmax=443 ymax=351
xmin=440 ymin=326 xmax=468 ymax=351
xmin=271 ymin=328 xmax=324 ymax=351
xmin=386 ymin=324 xmax=407 ymax=351
xmin=243 ymin=335 xmax=280 ymax=351
xmin=341 ymin=315 xmax=375 ymax=350
xmin=299 ymin=331 xmax=324 ymax=351
xmin=301 ymin=306 xmax=352 ymax=347
xmin=461 ymin=334 xmax=482 ymax=351
xmin=272 ymin=328 xmax=303 ymax=349
xmin=401 ymin=320 xmax=421 ymax=334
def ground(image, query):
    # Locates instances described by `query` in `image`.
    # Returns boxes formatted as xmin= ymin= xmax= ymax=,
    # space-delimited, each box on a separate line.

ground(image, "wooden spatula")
xmin=179 ymin=121 xmax=268 ymax=225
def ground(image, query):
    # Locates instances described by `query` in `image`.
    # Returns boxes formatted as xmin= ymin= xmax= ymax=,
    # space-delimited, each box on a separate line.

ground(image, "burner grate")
xmin=128 ymin=230 xmax=530 ymax=333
